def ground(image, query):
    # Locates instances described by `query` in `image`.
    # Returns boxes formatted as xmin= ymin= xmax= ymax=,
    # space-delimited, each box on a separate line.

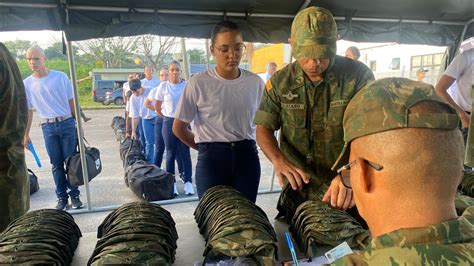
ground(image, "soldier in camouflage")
xmin=331 ymin=78 xmax=472 ymax=265
xmin=254 ymin=6 xmax=374 ymax=213
xmin=0 ymin=43 xmax=29 ymax=232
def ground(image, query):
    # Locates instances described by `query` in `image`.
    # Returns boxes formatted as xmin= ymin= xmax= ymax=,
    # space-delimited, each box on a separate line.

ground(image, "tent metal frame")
xmin=4 ymin=0 xmax=472 ymax=214
xmin=0 ymin=2 xmax=467 ymax=26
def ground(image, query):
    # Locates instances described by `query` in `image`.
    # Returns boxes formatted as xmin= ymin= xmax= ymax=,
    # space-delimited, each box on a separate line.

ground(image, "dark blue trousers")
xmin=162 ymin=117 xmax=193 ymax=182
xmin=154 ymin=116 xmax=165 ymax=168
xmin=195 ymin=140 xmax=261 ymax=202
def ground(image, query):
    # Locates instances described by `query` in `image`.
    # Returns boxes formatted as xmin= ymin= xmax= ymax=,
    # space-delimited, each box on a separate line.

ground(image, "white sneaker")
xmin=173 ymin=183 xmax=179 ymax=196
xmin=184 ymin=182 xmax=195 ymax=195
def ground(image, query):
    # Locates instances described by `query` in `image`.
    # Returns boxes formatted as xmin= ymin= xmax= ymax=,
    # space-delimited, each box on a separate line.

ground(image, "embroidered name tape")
xmin=282 ymin=103 xmax=305 ymax=110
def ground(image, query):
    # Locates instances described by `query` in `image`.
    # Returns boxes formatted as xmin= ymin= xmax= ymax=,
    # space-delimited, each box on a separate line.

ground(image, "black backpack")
xmin=28 ymin=169 xmax=39 ymax=195
xmin=126 ymin=160 xmax=175 ymax=201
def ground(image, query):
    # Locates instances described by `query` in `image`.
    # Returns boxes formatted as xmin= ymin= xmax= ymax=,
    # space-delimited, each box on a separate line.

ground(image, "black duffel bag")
xmin=122 ymin=139 xmax=145 ymax=169
xmin=28 ymin=169 xmax=40 ymax=195
xmin=111 ymin=116 xmax=125 ymax=131
xmin=127 ymin=160 xmax=175 ymax=201
xmin=66 ymin=139 xmax=102 ymax=186
xmin=119 ymin=137 xmax=133 ymax=161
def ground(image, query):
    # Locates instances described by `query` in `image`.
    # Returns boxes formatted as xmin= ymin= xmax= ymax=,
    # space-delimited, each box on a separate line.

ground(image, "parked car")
xmin=92 ymin=80 xmax=126 ymax=102
xmin=103 ymin=89 xmax=125 ymax=106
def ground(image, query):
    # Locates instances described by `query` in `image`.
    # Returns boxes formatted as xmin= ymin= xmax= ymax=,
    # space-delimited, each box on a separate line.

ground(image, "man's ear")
xmin=356 ymin=158 xmax=373 ymax=193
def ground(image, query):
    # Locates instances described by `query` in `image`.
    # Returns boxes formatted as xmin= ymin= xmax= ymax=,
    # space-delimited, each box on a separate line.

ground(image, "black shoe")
xmin=71 ymin=196 xmax=83 ymax=209
xmin=55 ymin=198 xmax=68 ymax=211
xmin=179 ymin=172 xmax=185 ymax=183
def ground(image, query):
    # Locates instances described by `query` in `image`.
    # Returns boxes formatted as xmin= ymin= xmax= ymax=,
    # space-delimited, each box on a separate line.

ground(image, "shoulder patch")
xmin=265 ymin=80 xmax=273 ymax=91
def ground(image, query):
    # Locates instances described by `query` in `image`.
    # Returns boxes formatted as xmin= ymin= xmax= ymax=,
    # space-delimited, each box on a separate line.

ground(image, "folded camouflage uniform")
xmin=195 ymin=186 xmax=278 ymax=265
xmin=290 ymin=200 xmax=370 ymax=257
xmin=0 ymin=209 xmax=82 ymax=265
xmin=88 ymin=202 xmax=177 ymax=265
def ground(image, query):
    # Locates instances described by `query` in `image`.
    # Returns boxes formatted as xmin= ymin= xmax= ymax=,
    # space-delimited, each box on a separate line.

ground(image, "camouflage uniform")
xmin=332 ymin=206 xmax=474 ymax=266
xmin=330 ymin=78 xmax=472 ymax=265
xmin=0 ymin=43 xmax=29 ymax=232
xmin=254 ymin=6 xmax=374 ymax=223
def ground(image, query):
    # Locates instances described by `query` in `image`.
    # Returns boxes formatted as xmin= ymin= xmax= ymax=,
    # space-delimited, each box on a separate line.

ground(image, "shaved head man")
xmin=332 ymin=78 xmax=472 ymax=265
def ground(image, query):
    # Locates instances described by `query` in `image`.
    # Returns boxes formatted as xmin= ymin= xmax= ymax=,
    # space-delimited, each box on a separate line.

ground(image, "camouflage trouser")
xmin=0 ymin=43 xmax=29 ymax=232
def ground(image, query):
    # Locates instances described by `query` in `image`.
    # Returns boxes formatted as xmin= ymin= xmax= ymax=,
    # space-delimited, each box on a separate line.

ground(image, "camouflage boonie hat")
xmin=291 ymin=6 xmax=337 ymax=60
xmin=332 ymin=77 xmax=460 ymax=170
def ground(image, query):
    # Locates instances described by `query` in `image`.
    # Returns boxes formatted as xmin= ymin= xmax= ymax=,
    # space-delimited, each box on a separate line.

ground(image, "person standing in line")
xmin=416 ymin=68 xmax=429 ymax=82
xmin=435 ymin=48 xmax=473 ymax=145
xmin=345 ymin=46 xmax=361 ymax=61
xmin=23 ymin=45 xmax=82 ymax=210
xmin=139 ymin=65 xmax=160 ymax=162
xmin=129 ymin=79 xmax=146 ymax=141
xmin=258 ymin=62 xmax=277 ymax=84
xmin=173 ymin=21 xmax=265 ymax=203
xmin=123 ymin=73 xmax=137 ymax=137
xmin=155 ymin=61 xmax=194 ymax=196
xmin=144 ymin=67 xmax=168 ymax=167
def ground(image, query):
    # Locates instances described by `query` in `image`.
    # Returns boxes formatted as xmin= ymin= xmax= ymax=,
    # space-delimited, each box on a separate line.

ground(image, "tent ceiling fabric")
xmin=0 ymin=0 xmax=472 ymax=46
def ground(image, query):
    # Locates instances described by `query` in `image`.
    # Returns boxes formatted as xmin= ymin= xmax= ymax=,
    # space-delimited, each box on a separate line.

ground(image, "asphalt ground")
xmin=26 ymin=109 xmax=282 ymax=233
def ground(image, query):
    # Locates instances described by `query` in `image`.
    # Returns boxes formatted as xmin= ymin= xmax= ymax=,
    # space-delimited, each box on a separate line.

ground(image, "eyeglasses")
xmin=337 ymin=159 xmax=384 ymax=188
xmin=213 ymin=44 xmax=246 ymax=55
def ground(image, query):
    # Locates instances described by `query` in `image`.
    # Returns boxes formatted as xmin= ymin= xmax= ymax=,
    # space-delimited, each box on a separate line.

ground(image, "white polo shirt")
xmin=23 ymin=70 xmax=73 ymax=119
xmin=446 ymin=49 xmax=473 ymax=112
xmin=175 ymin=67 xmax=265 ymax=143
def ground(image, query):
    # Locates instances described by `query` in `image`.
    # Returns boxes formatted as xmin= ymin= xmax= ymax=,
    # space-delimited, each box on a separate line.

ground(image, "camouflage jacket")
xmin=254 ymin=56 xmax=374 ymax=183
xmin=332 ymin=206 xmax=474 ymax=266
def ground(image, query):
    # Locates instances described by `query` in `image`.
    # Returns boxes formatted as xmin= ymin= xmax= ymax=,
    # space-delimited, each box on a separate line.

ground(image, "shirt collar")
xmin=367 ymin=206 xmax=474 ymax=250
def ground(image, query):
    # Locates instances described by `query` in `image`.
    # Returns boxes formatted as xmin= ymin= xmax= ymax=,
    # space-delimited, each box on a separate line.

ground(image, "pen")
xmin=285 ymin=232 xmax=298 ymax=266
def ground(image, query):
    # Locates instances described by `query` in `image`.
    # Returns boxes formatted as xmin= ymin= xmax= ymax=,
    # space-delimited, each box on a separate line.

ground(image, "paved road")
xmin=26 ymin=109 xmax=281 ymax=232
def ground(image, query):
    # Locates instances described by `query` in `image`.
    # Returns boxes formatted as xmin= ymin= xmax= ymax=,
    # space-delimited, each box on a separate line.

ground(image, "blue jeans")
xmin=154 ymin=116 xmax=165 ymax=167
xmin=162 ymin=117 xmax=192 ymax=182
xmin=142 ymin=117 xmax=156 ymax=162
xmin=41 ymin=118 xmax=79 ymax=199
xmin=136 ymin=117 xmax=146 ymax=154
xmin=195 ymin=140 xmax=261 ymax=202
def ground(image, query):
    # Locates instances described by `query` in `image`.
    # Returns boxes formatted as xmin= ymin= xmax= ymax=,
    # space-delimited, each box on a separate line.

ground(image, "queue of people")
xmin=5 ymin=5 xmax=471 ymax=264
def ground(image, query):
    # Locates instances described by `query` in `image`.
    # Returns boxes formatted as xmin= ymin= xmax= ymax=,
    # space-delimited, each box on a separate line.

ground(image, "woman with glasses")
xmin=173 ymin=20 xmax=265 ymax=203
xmin=155 ymin=61 xmax=194 ymax=196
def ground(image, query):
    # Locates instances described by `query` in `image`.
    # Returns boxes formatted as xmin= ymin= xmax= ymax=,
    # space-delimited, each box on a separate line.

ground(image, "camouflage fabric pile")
xmin=88 ymin=202 xmax=178 ymax=265
xmin=459 ymin=170 xmax=474 ymax=197
xmin=289 ymin=201 xmax=370 ymax=257
xmin=194 ymin=186 xmax=278 ymax=265
xmin=111 ymin=116 xmax=126 ymax=141
xmin=0 ymin=209 xmax=82 ymax=265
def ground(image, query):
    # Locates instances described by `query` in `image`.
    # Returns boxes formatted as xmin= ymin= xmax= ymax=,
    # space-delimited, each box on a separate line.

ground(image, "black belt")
xmin=198 ymin=139 xmax=255 ymax=147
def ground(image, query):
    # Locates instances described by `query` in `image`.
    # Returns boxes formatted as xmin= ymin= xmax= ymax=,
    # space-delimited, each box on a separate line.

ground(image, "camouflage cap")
xmin=332 ymin=77 xmax=460 ymax=170
xmin=291 ymin=6 xmax=337 ymax=60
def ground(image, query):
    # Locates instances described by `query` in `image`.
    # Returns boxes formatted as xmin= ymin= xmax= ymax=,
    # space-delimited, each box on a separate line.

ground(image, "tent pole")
xmin=64 ymin=32 xmax=92 ymax=211
xmin=181 ymin=38 xmax=191 ymax=80
xmin=456 ymin=18 xmax=474 ymax=54
xmin=205 ymin=39 xmax=211 ymax=70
